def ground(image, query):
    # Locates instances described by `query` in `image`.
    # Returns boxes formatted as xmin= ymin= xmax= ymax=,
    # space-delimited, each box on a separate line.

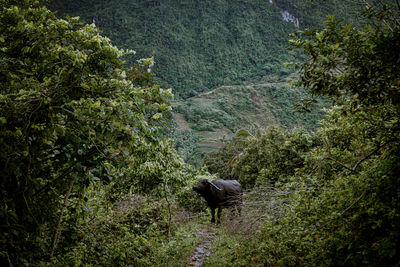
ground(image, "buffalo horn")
xmin=208 ymin=181 xmax=222 ymax=191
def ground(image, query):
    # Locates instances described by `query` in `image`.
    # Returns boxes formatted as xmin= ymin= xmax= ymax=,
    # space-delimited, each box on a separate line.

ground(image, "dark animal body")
xmin=193 ymin=179 xmax=242 ymax=223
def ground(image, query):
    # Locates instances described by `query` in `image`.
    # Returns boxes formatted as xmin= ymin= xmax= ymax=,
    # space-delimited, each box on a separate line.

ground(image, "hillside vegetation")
xmin=47 ymin=0 xmax=366 ymax=98
xmin=1 ymin=1 xmax=399 ymax=266
xmin=0 ymin=2 xmax=204 ymax=264
xmin=46 ymin=0 xmax=368 ymax=165
xmin=202 ymin=5 xmax=400 ymax=264
xmin=174 ymin=74 xmax=327 ymax=165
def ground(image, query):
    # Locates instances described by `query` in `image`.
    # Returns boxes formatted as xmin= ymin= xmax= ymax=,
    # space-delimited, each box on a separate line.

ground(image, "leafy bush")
xmin=0 ymin=1 xmax=188 ymax=264
xmin=205 ymin=127 xmax=314 ymax=189
xmin=171 ymin=129 xmax=199 ymax=162
xmin=42 ymin=187 xmax=201 ymax=266
xmin=234 ymin=104 xmax=400 ymax=266
xmin=207 ymin=3 xmax=400 ymax=265
xmin=176 ymin=182 xmax=209 ymax=214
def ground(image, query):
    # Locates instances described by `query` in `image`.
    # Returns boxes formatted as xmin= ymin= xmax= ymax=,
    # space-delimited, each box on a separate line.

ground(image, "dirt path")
xmin=188 ymin=227 xmax=216 ymax=266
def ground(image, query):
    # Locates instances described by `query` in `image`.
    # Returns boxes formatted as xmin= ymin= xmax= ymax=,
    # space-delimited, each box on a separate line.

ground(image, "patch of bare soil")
xmin=188 ymin=227 xmax=216 ymax=266
xmin=250 ymin=92 xmax=263 ymax=107
xmin=172 ymin=113 xmax=191 ymax=131
xmin=197 ymin=142 xmax=224 ymax=147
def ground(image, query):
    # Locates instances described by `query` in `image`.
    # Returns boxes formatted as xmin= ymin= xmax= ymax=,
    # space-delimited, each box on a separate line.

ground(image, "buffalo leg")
xmin=217 ymin=207 xmax=222 ymax=224
xmin=210 ymin=208 xmax=216 ymax=223
xmin=229 ymin=206 xmax=236 ymax=219
xmin=238 ymin=204 xmax=242 ymax=217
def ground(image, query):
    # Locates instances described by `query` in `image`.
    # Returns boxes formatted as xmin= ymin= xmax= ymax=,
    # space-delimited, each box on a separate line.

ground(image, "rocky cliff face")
xmin=268 ymin=0 xmax=299 ymax=28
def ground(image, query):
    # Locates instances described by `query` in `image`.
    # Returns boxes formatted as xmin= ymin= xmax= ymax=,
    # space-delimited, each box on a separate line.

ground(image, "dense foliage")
xmin=46 ymin=0 xmax=367 ymax=98
xmin=46 ymin=0 xmax=296 ymax=98
xmin=204 ymin=127 xmax=315 ymax=189
xmin=204 ymin=2 xmax=400 ymax=265
xmin=2 ymin=1 xmax=399 ymax=266
xmin=0 ymin=1 xmax=202 ymax=265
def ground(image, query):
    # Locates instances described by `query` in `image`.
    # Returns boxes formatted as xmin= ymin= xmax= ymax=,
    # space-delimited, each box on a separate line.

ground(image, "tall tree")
xmin=0 ymin=0 xmax=172 ymax=263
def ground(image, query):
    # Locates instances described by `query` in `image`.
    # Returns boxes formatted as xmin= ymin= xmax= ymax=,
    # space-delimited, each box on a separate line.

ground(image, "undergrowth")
xmin=39 ymin=183 xmax=208 ymax=266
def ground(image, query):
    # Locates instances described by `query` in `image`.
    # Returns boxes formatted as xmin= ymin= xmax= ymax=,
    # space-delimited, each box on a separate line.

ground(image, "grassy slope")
xmin=174 ymin=74 xmax=327 ymax=162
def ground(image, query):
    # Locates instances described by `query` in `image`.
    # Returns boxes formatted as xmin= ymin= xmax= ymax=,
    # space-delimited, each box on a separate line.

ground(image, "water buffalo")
xmin=193 ymin=179 xmax=242 ymax=223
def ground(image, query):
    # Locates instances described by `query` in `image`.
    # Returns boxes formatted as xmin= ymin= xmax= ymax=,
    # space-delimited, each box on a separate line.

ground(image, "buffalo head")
xmin=192 ymin=179 xmax=222 ymax=193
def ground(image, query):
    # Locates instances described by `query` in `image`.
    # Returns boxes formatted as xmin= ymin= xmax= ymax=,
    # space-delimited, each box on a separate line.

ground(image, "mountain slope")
xmin=46 ymin=0 xmax=365 ymax=98
xmin=173 ymin=74 xmax=327 ymax=164
xmin=46 ymin=0 xmax=365 ymax=165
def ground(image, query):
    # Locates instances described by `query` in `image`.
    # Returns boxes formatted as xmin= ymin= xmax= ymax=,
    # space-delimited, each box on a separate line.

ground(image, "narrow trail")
xmin=185 ymin=188 xmax=277 ymax=266
xmin=187 ymin=227 xmax=216 ymax=266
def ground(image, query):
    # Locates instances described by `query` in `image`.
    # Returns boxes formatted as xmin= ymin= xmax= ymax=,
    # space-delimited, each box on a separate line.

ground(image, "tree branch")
xmin=32 ymin=141 xmax=112 ymax=199
xmin=340 ymin=189 xmax=367 ymax=216
xmin=317 ymin=189 xmax=367 ymax=231
xmin=326 ymin=156 xmax=354 ymax=172
xmin=163 ymin=179 xmax=172 ymax=241
xmin=351 ymin=139 xmax=392 ymax=172
xmin=326 ymin=140 xmax=392 ymax=173
xmin=49 ymin=179 xmax=74 ymax=259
